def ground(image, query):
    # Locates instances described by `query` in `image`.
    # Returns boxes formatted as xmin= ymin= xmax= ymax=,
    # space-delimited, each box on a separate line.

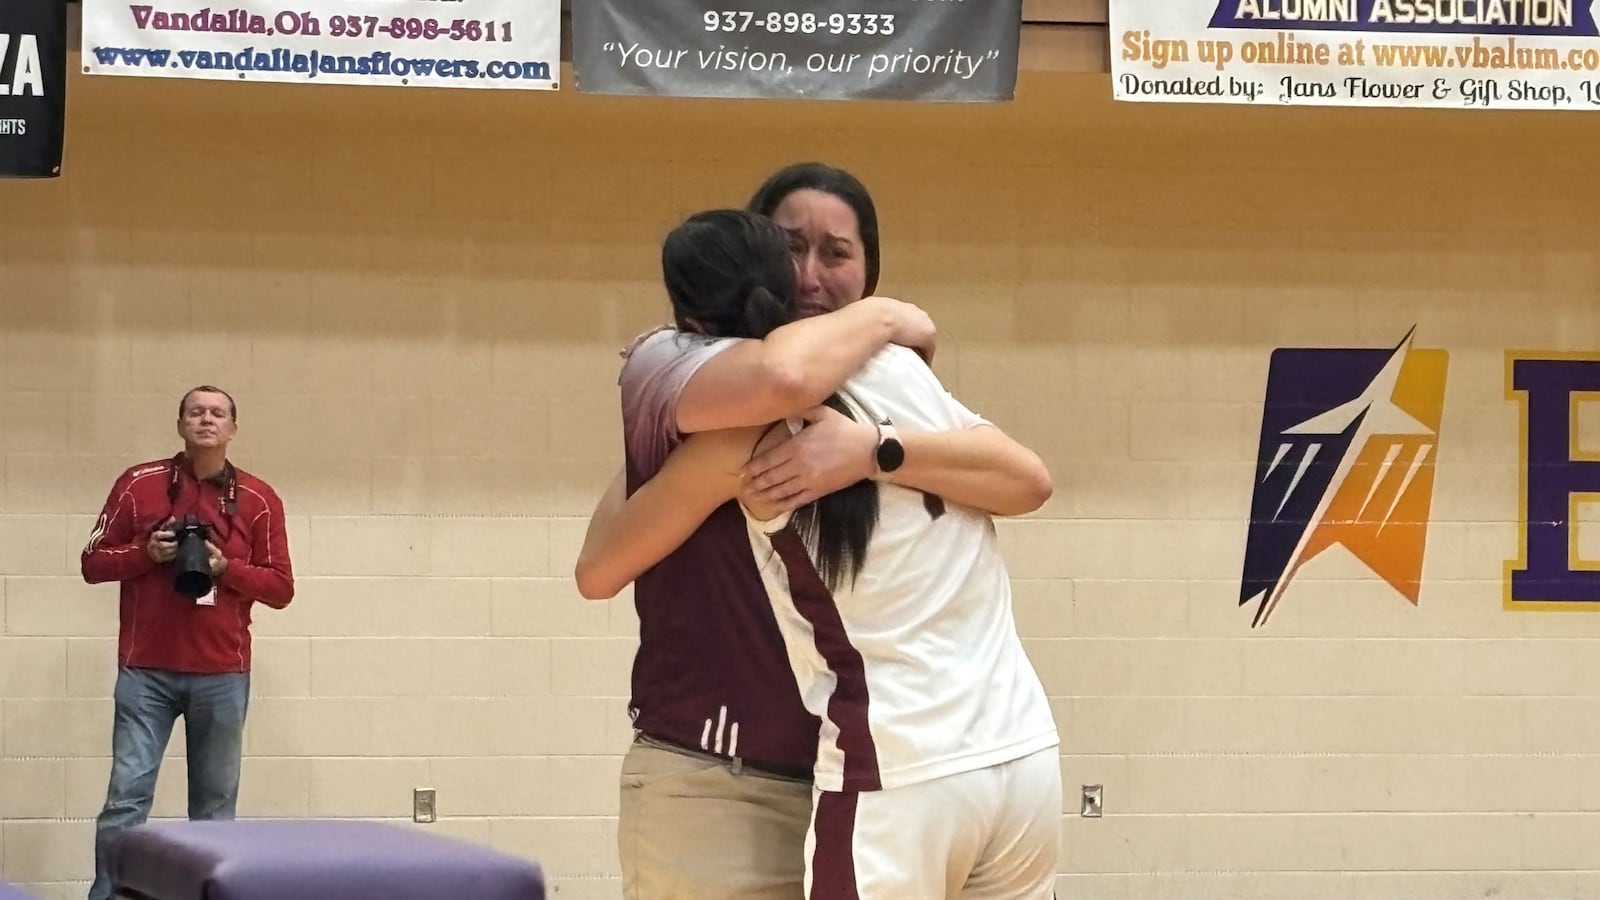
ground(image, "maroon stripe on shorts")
xmin=770 ymin=527 xmax=881 ymax=791
xmin=810 ymin=790 xmax=860 ymax=900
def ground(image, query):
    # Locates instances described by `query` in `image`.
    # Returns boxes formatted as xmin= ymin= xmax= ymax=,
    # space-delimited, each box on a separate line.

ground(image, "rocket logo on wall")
xmin=1240 ymin=328 xmax=1450 ymax=627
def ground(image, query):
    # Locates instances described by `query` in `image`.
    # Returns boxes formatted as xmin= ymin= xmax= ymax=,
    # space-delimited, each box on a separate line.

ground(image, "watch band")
xmin=874 ymin=418 xmax=904 ymax=477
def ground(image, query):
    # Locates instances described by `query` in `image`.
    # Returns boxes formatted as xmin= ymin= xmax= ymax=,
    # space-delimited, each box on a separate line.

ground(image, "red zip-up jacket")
xmin=81 ymin=455 xmax=295 ymax=673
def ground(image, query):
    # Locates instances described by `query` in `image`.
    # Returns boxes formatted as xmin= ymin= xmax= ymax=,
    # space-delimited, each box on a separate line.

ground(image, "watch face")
xmin=878 ymin=438 xmax=905 ymax=472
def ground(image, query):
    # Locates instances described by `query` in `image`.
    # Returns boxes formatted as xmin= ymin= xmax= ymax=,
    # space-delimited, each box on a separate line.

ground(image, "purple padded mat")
xmin=112 ymin=820 xmax=545 ymax=900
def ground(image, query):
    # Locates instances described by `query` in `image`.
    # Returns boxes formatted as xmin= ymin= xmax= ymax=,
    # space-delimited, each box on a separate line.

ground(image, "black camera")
xmin=170 ymin=516 xmax=213 ymax=600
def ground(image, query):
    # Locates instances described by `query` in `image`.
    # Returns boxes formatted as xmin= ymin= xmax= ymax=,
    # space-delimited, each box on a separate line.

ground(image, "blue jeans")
xmin=89 ymin=667 xmax=250 ymax=900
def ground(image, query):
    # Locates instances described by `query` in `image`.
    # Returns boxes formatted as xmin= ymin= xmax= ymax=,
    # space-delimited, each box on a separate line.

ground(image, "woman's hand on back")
xmin=863 ymin=296 xmax=937 ymax=363
xmin=740 ymin=406 xmax=878 ymax=514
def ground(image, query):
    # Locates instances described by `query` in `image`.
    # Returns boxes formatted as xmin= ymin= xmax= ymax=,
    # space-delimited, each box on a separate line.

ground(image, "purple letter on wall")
xmin=1509 ymin=356 xmax=1600 ymax=604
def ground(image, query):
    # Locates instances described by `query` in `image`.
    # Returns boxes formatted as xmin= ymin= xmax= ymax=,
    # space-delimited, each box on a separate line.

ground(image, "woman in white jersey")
xmin=578 ymin=209 xmax=1061 ymax=900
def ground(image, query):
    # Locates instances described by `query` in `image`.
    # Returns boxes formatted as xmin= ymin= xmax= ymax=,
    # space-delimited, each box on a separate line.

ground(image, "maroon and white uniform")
xmin=743 ymin=345 xmax=1061 ymax=899
xmin=619 ymin=327 xmax=820 ymax=776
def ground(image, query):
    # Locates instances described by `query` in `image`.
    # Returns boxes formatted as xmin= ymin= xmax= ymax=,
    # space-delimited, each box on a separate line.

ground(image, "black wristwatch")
xmin=874 ymin=418 xmax=904 ymax=476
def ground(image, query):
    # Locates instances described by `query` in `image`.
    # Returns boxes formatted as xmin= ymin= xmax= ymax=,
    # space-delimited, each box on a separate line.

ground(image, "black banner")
xmin=573 ymin=0 xmax=1022 ymax=102
xmin=1 ymin=0 xmax=66 ymax=177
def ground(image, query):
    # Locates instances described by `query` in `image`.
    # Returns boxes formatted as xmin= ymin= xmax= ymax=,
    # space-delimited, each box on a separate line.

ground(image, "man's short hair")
xmin=179 ymin=385 xmax=237 ymax=422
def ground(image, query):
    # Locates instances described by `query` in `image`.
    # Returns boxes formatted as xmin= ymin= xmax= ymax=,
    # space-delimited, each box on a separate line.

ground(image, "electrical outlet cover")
xmin=413 ymin=787 xmax=437 ymax=824
xmin=1081 ymin=784 xmax=1103 ymax=818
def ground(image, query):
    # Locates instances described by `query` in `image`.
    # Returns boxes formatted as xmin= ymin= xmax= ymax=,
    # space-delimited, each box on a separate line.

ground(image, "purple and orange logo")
xmin=1241 ymin=329 xmax=1450 ymax=627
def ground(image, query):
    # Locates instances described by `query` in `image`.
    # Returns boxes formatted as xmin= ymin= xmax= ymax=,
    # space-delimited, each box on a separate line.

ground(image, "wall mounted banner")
xmin=1112 ymin=0 xmax=1600 ymax=110
xmin=0 ymin=0 xmax=66 ymax=177
xmin=573 ymin=1 xmax=1023 ymax=101
xmin=82 ymin=0 xmax=560 ymax=90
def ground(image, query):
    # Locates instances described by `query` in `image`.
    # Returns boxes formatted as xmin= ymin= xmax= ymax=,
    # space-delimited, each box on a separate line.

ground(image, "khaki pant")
xmin=619 ymin=736 xmax=812 ymax=900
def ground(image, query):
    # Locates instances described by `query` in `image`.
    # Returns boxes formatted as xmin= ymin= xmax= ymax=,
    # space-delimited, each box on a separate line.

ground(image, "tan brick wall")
xmin=3 ymin=66 xmax=1599 ymax=898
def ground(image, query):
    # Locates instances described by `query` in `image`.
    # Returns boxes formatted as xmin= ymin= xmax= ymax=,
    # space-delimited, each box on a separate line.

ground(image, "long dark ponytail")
xmin=662 ymin=210 xmax=880 ymax=590
xmin=784 ymin=394 xmax=878 ymax=591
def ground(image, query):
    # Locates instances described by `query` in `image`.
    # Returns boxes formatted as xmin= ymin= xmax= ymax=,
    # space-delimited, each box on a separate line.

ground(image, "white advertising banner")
xmin=83 ymin=0 xmax=561 ymax=90
xmin=1112 ymin=0 xmax=1600 ymax=110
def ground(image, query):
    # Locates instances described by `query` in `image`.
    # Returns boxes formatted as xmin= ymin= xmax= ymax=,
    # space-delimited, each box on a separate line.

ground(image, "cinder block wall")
xmin=3 ymin=69 xmax=1598 ymax=899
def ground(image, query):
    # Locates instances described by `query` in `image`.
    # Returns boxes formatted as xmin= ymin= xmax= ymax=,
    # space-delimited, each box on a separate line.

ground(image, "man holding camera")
xmin=79 ymin=385 xmax=294 ymax=900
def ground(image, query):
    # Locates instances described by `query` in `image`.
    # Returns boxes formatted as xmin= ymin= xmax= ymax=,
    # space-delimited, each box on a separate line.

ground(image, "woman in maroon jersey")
xmin=580 ymin=168 xmax=1056 ymax=900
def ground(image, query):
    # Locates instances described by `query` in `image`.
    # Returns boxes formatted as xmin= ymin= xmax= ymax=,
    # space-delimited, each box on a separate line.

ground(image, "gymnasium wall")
xmin=2 ymin=65 xmax=1598 ymax=898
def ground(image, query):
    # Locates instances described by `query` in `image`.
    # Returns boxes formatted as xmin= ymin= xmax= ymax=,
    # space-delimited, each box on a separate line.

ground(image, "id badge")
xmin=196 ymin=587 xmax=217 ymax=607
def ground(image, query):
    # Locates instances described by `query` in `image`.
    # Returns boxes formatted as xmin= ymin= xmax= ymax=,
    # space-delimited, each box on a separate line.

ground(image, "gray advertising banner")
xmin=573 ymin=1 xmax=1022 ymax=102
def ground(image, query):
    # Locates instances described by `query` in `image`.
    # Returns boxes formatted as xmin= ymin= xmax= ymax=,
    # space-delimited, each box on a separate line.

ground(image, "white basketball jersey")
xmin=744 ymin=345 xmax=1059 ymax=793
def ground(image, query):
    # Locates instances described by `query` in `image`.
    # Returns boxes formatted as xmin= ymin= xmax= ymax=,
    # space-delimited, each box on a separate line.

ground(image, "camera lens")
xmin=172 ymin=519 xmax=213 ymax=599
